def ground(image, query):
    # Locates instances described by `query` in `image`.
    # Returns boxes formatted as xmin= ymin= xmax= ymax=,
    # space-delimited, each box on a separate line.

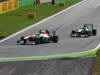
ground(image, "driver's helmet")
xmin=39 ymin=30 xmax=41 ymax=34
xmin=78 ymin=28 xmax=83 ymax=32
xmin=39 ymin=30 xmax=49 ymax=35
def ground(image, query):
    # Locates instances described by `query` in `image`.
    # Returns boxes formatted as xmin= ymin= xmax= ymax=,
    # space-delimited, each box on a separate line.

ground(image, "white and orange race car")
xmin=17 ymin=30 xmax=59 ymax=45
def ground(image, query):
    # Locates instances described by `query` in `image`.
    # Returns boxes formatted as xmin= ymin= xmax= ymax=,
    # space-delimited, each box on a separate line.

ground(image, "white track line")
xmin=95 ymin=3 xmax=100 ymax=8
xmin=95 ymin=44 xmax=100 ymax=49
xmin=0 ymin=0 xmax=87 ymax=43
xmin=94 ymin=3 xmax=100 ymax=49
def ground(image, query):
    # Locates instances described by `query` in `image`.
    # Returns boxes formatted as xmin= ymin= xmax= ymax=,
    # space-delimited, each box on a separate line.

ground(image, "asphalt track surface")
xmin=0 ymin=0 xmax=100 ymax=57
xmin=0 ymin=57 xmax=96 ymax=75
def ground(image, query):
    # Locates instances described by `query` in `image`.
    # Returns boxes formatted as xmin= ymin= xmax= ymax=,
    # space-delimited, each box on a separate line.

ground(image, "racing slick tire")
xmin=70 ymin=30 xmax=76 ymax=37
xmin=17 ymin=36 xmax=27 ymax=45
xmin=52 ymin=36 xmax=59 ymax=43
xmin=92 ymin=29 xmax=97 ymax=36
xmin=17 ymin=40 xmax=20 ymax=44
xmin=76 ymin=32 xmax=81 ymax=38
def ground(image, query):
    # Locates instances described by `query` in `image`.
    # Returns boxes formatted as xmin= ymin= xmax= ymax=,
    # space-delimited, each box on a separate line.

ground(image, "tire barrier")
xmin=0 ymin=0 xmax=19 ymax=14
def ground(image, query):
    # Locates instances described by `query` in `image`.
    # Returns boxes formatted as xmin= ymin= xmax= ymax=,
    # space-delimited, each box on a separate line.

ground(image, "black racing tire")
xmin=17 ymin=40 xmax=20 ymax=44
xmin=76 ymin=32 xmax=81 ymax=38
xmin=17 ymin=36 xmax=25 ymax=44
xmin=72 ymin=30 xmax=76 ymax=34
xmin=22 ymin=39 xmax=27 ymax=45
xmin=70 ymin=30 xmax=76 ymax=37
xmin=52 ymin=36 xmax=59 ymax=43
xmin=92 ymin=29 xmax=97 ymax=36
xmin=17 ymin=36 xmax=26 ymax=45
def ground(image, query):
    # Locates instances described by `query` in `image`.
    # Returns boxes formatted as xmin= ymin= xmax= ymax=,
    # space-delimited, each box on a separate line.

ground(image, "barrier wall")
xmin=0 ymin=0 xmax=19 ymax=14
xmin=19 ymin=0 xmax=35 ymax=8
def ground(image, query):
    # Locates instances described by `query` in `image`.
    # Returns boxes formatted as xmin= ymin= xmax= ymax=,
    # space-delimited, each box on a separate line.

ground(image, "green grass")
xmin=65 ymin=0 xmax=82 ymax=6
xmin=0 ymin=0 xmax=81 ymax=36
xmin=0 ymin=48 xmax=97 ymax=62
xmin=0 ymin=4 xmax=63 ymax=36
xmin=93 ymin=49 xmax=100 ymax=75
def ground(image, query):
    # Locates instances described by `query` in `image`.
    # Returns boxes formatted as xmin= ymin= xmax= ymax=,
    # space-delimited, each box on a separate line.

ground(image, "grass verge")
xmin=92 ymin=49 xmax=100 ymax=75
xmin=0 ymin=0 xmax=81 ymax=36
xmin=0 ymin=48 xmax=97 ymax=62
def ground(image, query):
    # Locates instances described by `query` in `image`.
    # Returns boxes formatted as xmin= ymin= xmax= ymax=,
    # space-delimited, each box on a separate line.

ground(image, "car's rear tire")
xmin=17 ymin=40 xmax=20 ymax=44
xmin=52 ymin=36 xmax=59 ymax=43
xmin=92 ymin=29 xmax=97 ymax=35
xmin=22 ymin=39 xmax=27 ymax=45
